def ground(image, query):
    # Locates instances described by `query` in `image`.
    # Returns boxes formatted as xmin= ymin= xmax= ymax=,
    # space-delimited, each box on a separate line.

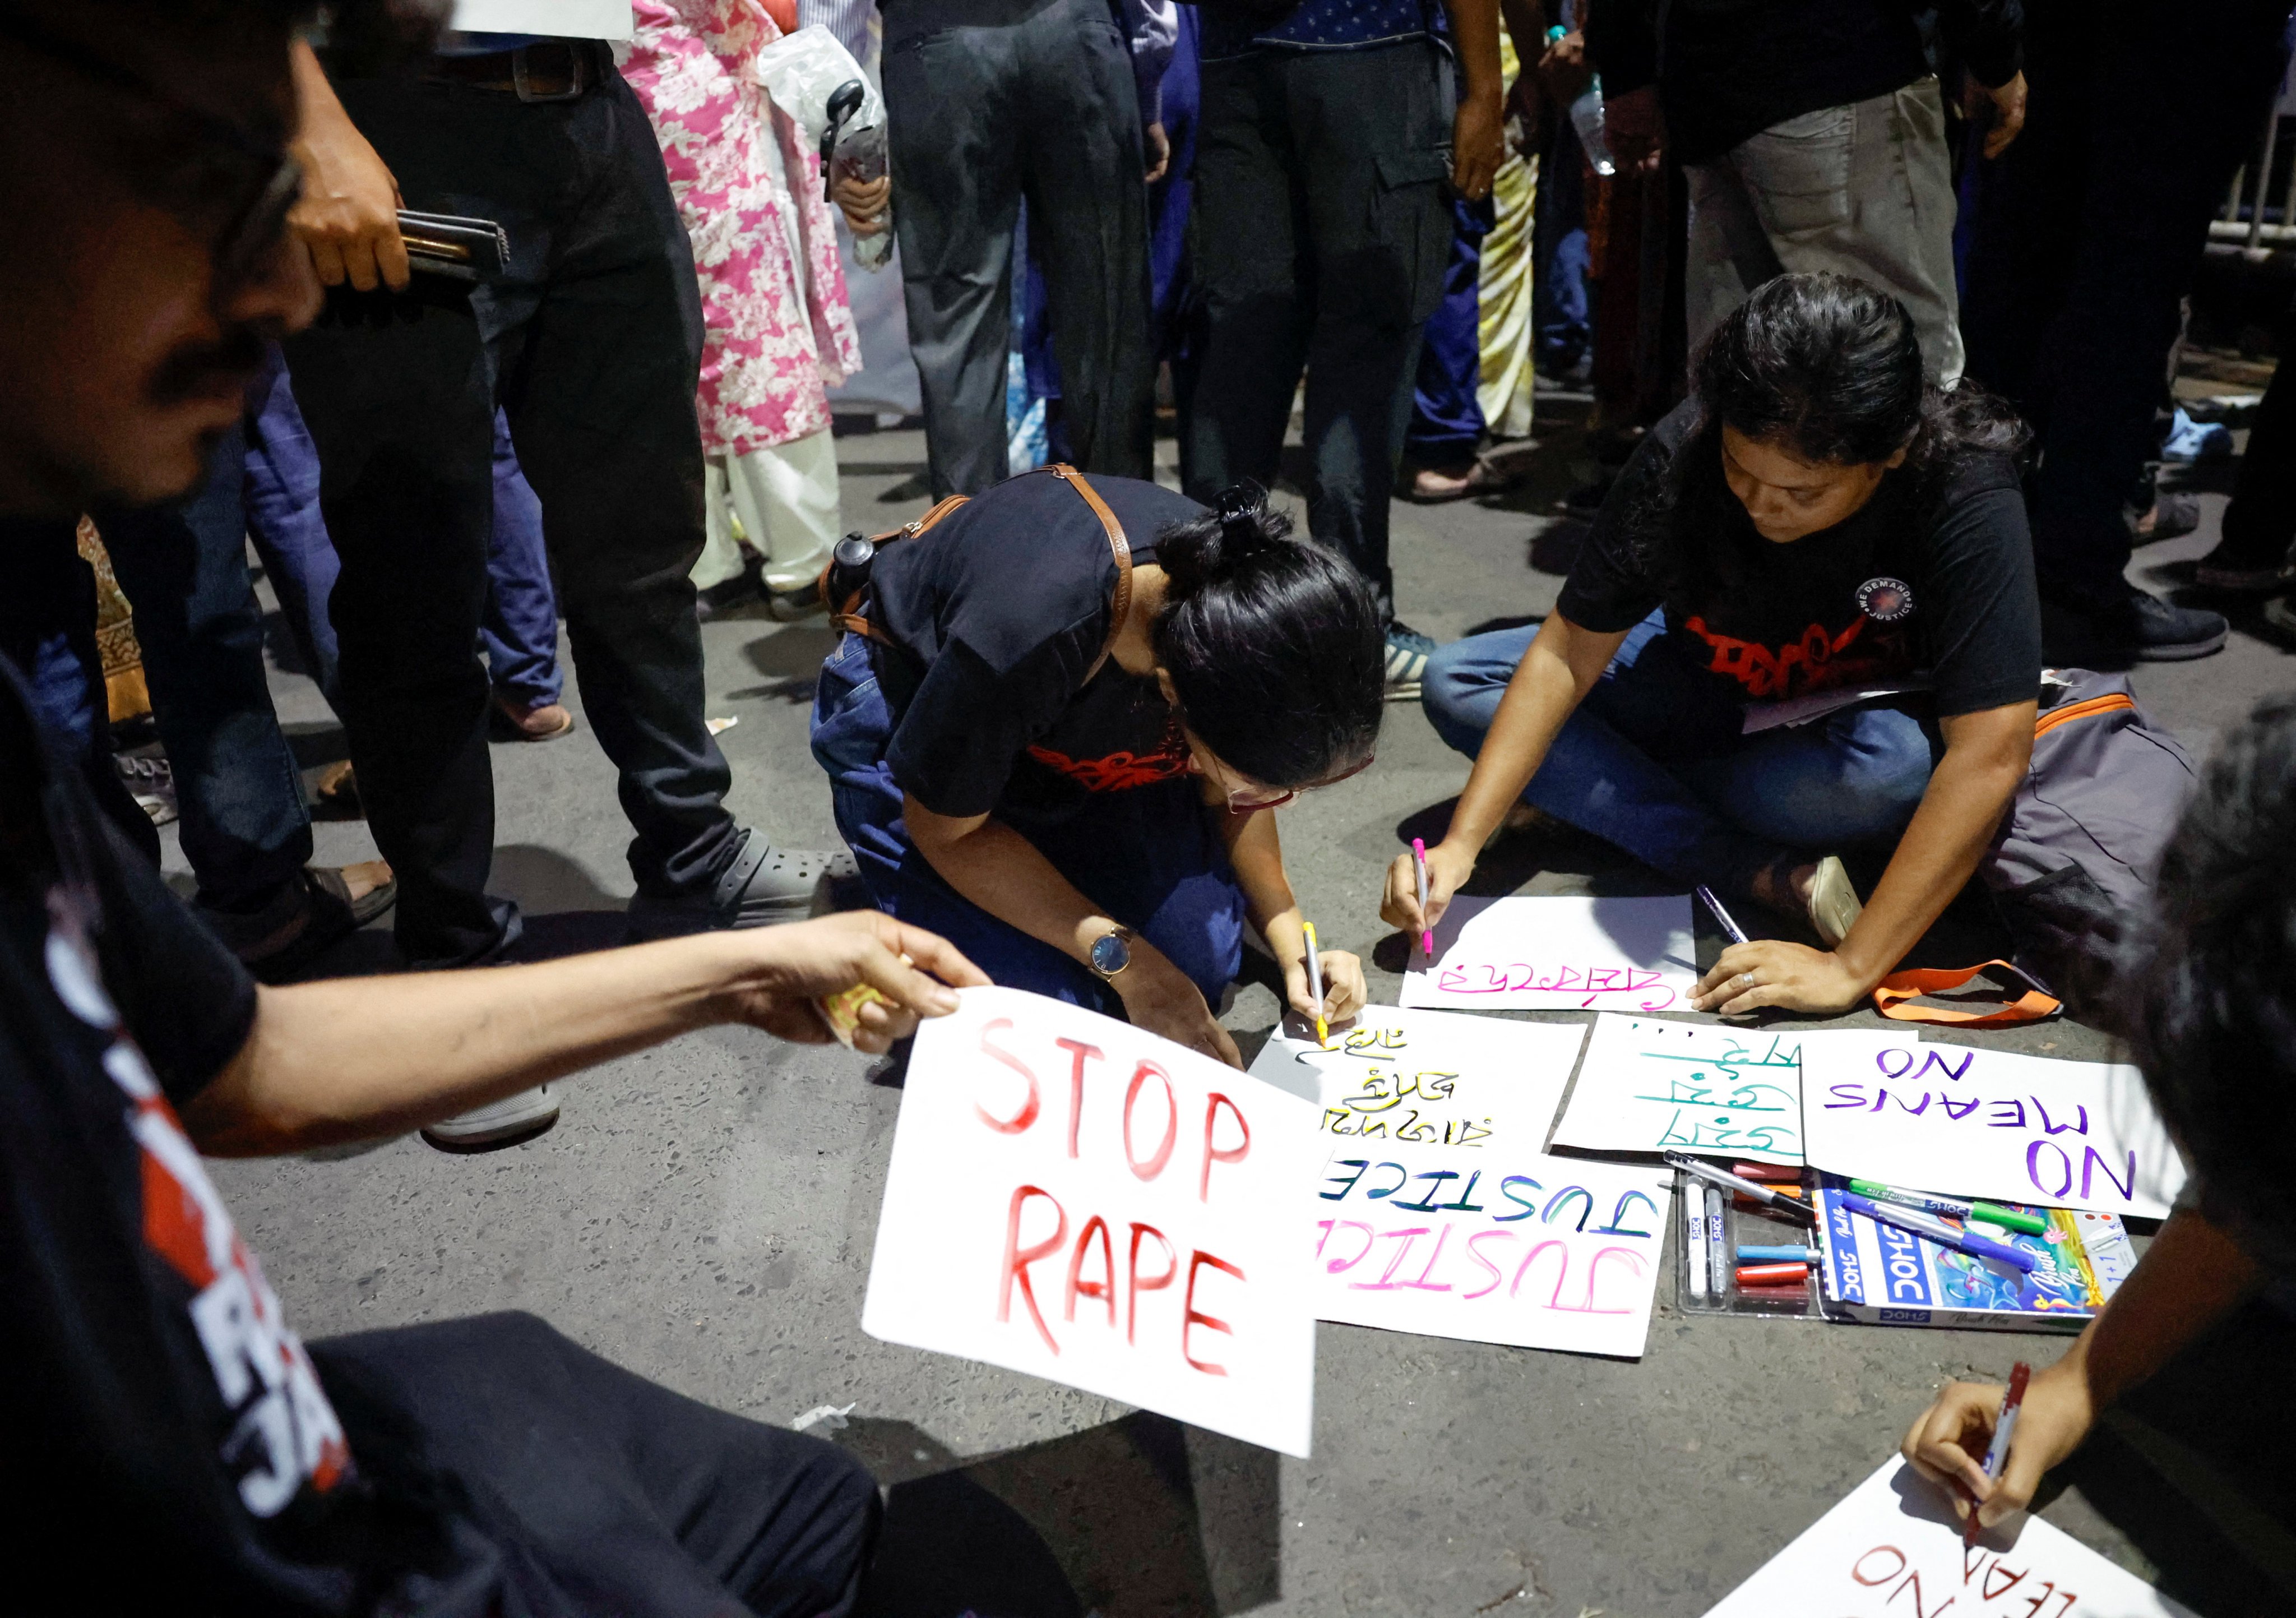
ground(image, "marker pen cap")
xmin=1735 ymin=1282 xmax=1810 ymax=1302
xmin=1735 ymin=1262 xmax=1811 ymax=1286
xmin=1730 ymin=1162 xmax=1803 ymax=1184
xmin=1736 ymin=1245 xmax=1816 ymax=1264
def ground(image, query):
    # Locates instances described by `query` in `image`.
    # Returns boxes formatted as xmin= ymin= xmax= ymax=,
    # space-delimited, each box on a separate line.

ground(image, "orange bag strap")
xmin=1872 ymin=960 xmax=2062 ymax=1028
xmin=821 ymin=465 xmax=1133 ymax=684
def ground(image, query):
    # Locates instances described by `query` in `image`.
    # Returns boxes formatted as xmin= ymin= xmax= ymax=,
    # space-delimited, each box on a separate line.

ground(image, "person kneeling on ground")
xmin=1902 ymin=694 xmax=2295 ymax=1533
xmin=0 ymin=1 xmax=989 ymax=1606
xmin=813 ymin=472 xmax=1384 ymax=1066
xmin=1383 ymin=272 xmax=2042 ymax=1017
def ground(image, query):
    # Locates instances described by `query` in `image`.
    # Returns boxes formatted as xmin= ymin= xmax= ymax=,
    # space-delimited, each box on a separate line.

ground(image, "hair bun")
xmin=1163 ymin=483 xmax=1292 ymax=595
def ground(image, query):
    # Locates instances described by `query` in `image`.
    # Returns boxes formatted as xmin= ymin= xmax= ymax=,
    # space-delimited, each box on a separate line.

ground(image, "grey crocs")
xmin=625 ymin=829 xmax=859 ymax=938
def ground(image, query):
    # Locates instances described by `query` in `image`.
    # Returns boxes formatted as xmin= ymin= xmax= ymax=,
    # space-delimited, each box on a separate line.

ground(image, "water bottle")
xmin=1570 ymin=76 xmax=1618 ymax=178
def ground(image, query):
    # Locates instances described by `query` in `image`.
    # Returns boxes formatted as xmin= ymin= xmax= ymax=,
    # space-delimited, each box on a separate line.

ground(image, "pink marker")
xmin=1411 ymin=838 xmax=1434 ymax=956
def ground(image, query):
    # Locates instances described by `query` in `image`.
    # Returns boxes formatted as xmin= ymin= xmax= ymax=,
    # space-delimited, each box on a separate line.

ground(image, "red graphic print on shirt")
xmin=1683 ymin=612 xmax=1904 ymax=700
xmin=1024 ymin=741 xmax=1192 ymax=792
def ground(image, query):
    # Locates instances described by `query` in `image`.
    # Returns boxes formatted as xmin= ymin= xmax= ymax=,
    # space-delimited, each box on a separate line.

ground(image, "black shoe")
xmin=624 ymin=828 xmax=858 ymax=939
xmin=2195 ymin=534 xmax=2296 ymax=594
xmin=2091 ymin=592 xmax=2228 ymax=661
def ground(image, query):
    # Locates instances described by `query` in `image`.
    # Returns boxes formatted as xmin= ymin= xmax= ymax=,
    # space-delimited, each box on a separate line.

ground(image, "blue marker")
xmin=1695 ymin=884 xmax=1749 ymax=946
xmin=1841 ymin=1193 xmax=2037 ymax=1274
xmin=1737 ymin=1244 xmax=1817 ymax=1264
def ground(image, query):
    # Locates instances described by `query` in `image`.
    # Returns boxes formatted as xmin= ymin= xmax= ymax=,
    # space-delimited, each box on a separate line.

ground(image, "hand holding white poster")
xmin=1800 ymin=1040 xmax=2186 ymax=1218
xmin=1703 ymin=1458 xmax=2194 ymax=1616
xmin=864 ymin=988 xmax=1319 ymax=1457
xmin=1311 ymin=1140 xmax=1671 ymax=1357
xmin=1246 ymin=1005 xmax=1586 ymax=1153
xmin=1551 ymin=1015 xmax=1900 ymax=1166
xmin=1399 ymin=895 xmax=1698 ymax=1013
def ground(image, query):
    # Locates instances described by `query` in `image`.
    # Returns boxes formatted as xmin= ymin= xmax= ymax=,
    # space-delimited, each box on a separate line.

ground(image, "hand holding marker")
xmin=1965 ymin=1362 xmax=2031 ymax=1543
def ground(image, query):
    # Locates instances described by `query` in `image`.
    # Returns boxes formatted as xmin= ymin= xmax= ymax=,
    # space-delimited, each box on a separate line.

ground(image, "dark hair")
xmin=2122 ymin=694 xmax=2296 ymax=1264
xmin=1627 ymin=273 xmax=2030 ymax=612
xmin=1154 ymin=485 xmax=1385 ymax=788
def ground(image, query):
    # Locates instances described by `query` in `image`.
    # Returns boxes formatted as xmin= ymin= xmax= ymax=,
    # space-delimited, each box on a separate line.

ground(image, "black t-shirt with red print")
xmin=0 ymin=660 xmax=498 ymax=1614
xmin=1557 ymin=400 xmax=2043 ymax=720
xmin=869 ymin=471 xmax=1209 ymax=825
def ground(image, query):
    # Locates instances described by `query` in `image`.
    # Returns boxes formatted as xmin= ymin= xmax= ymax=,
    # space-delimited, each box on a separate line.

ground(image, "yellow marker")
xmin=1302 ymin=922 xmax=1327 ymax=1044
xmin=813 ymin=953 xmax=915 ymax=1047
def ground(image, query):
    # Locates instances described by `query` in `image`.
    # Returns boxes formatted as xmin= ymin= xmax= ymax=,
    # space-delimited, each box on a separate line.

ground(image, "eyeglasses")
xmin=1192 ymin=748 xmax=1376 ymax=813
xmin=0 ymin=16 xmax=303 ymax=288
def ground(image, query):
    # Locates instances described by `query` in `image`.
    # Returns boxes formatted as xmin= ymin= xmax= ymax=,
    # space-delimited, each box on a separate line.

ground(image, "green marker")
xmin=1846 ymin=1179 xmax=2051 ymax=1237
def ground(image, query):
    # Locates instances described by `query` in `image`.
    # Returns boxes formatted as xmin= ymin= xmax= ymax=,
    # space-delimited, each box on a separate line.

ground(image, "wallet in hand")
xmin=396 ymin=210 xmax=510 ymax=283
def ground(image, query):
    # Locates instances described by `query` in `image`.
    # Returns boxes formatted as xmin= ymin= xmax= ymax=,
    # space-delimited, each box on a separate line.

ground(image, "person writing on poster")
xmin=1382 ymin=273 xmax=2041 ymax=1016
xmin=813 ymin=474 xmax=1383 ymax=1066
xmin=1902 ymin=698 xmax=2291 ymax=1533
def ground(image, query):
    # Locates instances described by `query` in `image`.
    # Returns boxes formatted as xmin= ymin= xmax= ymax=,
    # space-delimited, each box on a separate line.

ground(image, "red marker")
xmin=1734 ymin=1261 xmax=1811 ymax=1287
xmin=1411 ymin=838 xmax=1434 ymax=956
xmin=1731 ymin=1162 xmax=1803 ymax=1184
xmin=1965 ymin=1361 xmax=2031 ymax=1545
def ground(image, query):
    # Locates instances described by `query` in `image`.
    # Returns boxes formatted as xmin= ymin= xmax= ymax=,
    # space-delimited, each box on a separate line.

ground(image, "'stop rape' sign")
xmin=863 ymin=987 xmax=1320 ymax=1457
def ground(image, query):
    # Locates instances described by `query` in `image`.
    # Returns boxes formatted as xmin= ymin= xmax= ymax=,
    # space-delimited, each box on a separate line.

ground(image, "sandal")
xmin=198 ymin=862 xmax=397 ymax=983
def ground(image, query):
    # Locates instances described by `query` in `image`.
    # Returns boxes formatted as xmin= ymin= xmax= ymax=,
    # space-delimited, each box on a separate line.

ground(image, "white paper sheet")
xmin=864 ymin=988 xmax=1320 ymax=1456
xmin=1399 ymin=894 xmax=1700 ymax=1013
xmin=1800 ymin=1039 xmax=2187 ymax=1219
xmin=1550 ymin=1015 xmax=1899 ymax=1166
xmin=1246 ymin=1006 xmax=1586 ymax=1155
xmin=1310 ymin=1138 xmax=1672 ymax=1357
xmin=449 ymin=0 xmax=635 ymax=40
xmin=1704 ymin=1458 xmax=2195 ymax=1616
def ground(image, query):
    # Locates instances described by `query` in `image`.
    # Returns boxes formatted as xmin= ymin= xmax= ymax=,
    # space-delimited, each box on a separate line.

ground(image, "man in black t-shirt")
xmin=0 ymin=6 xmax=987 ymax=1608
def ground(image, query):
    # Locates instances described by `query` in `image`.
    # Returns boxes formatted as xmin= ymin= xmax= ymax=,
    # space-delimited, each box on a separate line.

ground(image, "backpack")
xmin=1873 ymin=671 xmax=2197 ymax=1027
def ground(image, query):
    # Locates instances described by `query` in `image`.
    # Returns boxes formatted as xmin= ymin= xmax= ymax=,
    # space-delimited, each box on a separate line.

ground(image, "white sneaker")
xmin=421 ymin=1085 xmax=559 ymax=1152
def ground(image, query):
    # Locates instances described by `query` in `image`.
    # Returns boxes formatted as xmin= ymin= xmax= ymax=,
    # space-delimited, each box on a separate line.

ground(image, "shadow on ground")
xmin=850 ymin=1412 xmax=1282 ymax=1617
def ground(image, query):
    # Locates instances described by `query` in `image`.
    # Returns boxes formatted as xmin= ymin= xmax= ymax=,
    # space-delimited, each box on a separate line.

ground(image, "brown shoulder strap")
xmin=1040 ymin=463 xmax=1132 ymax=683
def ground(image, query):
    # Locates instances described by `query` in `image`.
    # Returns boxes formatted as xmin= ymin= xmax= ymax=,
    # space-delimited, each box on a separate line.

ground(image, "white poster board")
xmin=1399 ymin=895 xmax=1698 ymax=1014
xmin=1704 ymin=1458 xmax=2195 ymax=1617
xmin=1801 ymin=1040 xmax=2187 ymax=1219
xmin=864 ymin=988 xmax=1319 ymax=1456
xmin=1551 ymin=1015 xmax=1899 ymax=1166
xmin=1311 ymin=1139 xmax=1672 ymax=1358
xmin=1246 ymin=1006 xmax=1585 ymax=1154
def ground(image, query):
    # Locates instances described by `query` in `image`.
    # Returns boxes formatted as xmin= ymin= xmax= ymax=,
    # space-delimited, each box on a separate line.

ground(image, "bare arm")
xmin=1223 ymin=809 xmax=1368 ymax=1028
xmin=181 ymin=912 xmax=985 ymax=1155
xmin=1904 ymin=1206 xmax=2259 ymax=1528
xmin=1692 ymin=698 xmax=2035 ymax=1015
xmin=1381 ymin=612 xmax=1628 ymax=937
xmin=288 ymin=38 xmax=408 ymax=292
xmin=1438 ymin=0 xmax=1507 ymax=200
xmin=905 ymin=794 xmax=1241 ymax=1065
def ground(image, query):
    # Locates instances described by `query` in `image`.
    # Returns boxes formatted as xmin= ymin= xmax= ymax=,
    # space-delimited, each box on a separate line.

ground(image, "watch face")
xmin=1090 ymin=930 xmax=1131 ymax=977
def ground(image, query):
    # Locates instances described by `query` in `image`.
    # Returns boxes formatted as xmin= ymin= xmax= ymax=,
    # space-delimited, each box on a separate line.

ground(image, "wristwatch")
xmin=1087 ymin=924 xmax=1136 ymax=982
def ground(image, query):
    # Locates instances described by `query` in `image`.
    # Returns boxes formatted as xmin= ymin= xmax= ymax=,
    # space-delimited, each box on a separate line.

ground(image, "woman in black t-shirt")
xmin=1383 ymin=274 xmax=2044 ymax=1016
xmin=812 ymin=470 xmax=1387 ymax=1064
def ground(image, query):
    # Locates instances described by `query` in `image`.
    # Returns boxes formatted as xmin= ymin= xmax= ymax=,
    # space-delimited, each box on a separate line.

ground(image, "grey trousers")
xmin=1684 ymin=77 xmax=1964 ymax=385
xmin=882 ymin=0 xmax=1156 ymax=496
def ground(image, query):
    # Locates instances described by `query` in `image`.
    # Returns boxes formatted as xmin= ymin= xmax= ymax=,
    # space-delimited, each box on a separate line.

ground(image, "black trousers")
xmin=882 ymin=0 xmax=1156 ymax=497
xmin=1956 ymin=0 xmax=2293 ymax=609
xmin=1184 ymin=40 xmax=1455 ymax=626
xmin=283 ymin=66 xmax=736 ymax=968
xmin=312 ymin=1313 xmax=878 ymax=1618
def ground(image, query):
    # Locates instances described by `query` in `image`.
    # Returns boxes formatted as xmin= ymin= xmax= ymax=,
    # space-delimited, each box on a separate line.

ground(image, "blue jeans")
xmin=1421 ymin=614 xmax=1942 ymax=898
xmin=809 ymin=632 xmax=1246 ymax=1014
xmin=1405 ymin=193 xmax=1494 ymax=464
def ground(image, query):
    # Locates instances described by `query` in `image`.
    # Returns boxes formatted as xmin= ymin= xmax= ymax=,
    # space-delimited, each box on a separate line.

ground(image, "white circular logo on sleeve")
xmin=1856 ymin=576 xmax=1915 ymax=622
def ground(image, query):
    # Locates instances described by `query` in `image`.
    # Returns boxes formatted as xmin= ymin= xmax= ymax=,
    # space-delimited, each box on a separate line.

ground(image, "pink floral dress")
xmin=622 ymin=0 xmax=863 ymax=455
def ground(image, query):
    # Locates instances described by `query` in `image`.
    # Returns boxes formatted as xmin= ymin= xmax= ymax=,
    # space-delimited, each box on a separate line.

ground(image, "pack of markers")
xmin=1809 ymin=1172 xmax=2137 ymax=1332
